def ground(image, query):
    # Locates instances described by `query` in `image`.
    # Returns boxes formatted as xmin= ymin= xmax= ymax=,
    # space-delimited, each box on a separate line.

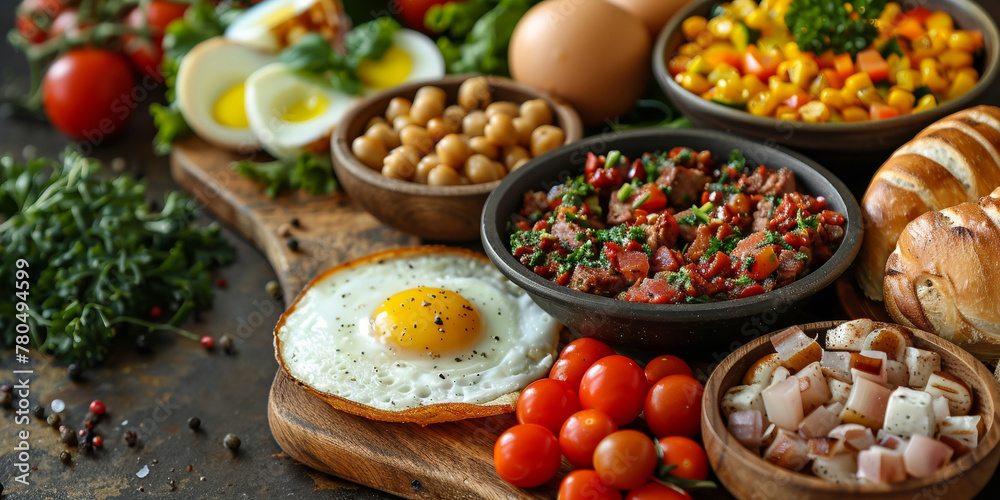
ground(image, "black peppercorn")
xmin=187 ymin=417 xmax=201 ymax=431
xmin=124 ymin=431 xmax=137 ymax=446
xmin=223 ymin=433 xmax=240 ymax=451
xmin=219 ymin=335 xmax=235 ymax=354
xmin=47 ymin=413 xmax=61 ymax=427
xmin=78 ymin=441 xmax=93 ymax=455
xmin=286 ymin=237 xmax=300 ymax=252
xmin=67 ymin=363 xmax=83 ymax=381
xmin=59 ymin=451 xmax=71 ymax=465
xmin=32 ymin=405 xmax=45 ymax=419
xmin=61 ymin=427 xmax=76 ymax=445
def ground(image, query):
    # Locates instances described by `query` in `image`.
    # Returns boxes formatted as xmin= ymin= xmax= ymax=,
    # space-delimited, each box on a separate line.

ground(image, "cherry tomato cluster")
xmin=13 ymin=0 xmax=191 ymax=140
xmin=493 ymin=338 xmax=713 ymax=499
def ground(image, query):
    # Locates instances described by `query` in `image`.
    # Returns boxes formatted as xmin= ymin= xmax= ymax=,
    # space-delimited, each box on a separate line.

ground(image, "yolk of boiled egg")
xmin=212 ymin=83 xmax=250 ymax=128
xmin=280 ymin=94 xmax=329 ymax=122
xmin=357 ymin=29 xmax=444 ymax=93
xmin=370 ymin=287 xmax=482 ymax=358
xmin=357 ymin=45 xmax=414 ymax=90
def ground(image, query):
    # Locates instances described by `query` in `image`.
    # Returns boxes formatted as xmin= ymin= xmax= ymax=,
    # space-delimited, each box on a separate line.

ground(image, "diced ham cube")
xmin=903 ymin=434 xmax=954 ymax=477
xmin=857 ymin=446 xmax=907 ymax=484
xmin=799 ymin=404 xmax=842 ymax=439
xmin=763 ymin=429 xmax=811 ymax=472
xmin=728 ymin=409 xmax=764 ymax=452
xmin=883 ymin=387 xmax=935 ymax=437
xmin=851 ymin=350 xmax=888 ymax=384
xmin=841 ymin=377 xmax=893 ymax=430
xmin=876 ymin=429 xmax=909 ymax=453
xmin=797 ymin=362 xmax=833 ymax=414
xmin=821 ymin=350 xmax=852 ymax=382
xmin=762 ymin=377 xmax=804 ymax=431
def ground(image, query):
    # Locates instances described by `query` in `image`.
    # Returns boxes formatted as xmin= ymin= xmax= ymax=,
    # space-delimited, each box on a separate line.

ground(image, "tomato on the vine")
xmin=515 ymin=378 xmax=580 ymax=436
xmin=124 ymin=1 xmax=189 ymax=80
xmin=644 ymin=375 xmax=704 ymax=438
xmin=127 ymin=0 xmax=190 ymax=33
xmin=625 ymin=482 xmax=693 ymax=500
xmin=657 ymin=436 xmax=709 ymax=481
xmin=42 ymin=48 xmax=136 ymax=141
xmin=559 ymin=409 xmax=618 ymax=469
xmin=578 ymin=355 xmax=647 ymax=426
xmin=559 ymin=469 xmax=623 ymax=500
xmin=493 ymin=424 xmax=561 ymax=488
xmin=593 ymin=430 xmax=658 ymax=490
xmin=16 ymin=0 xmax=68 ymax=43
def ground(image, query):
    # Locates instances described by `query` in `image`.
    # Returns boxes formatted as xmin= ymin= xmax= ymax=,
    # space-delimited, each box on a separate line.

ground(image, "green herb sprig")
xmin=784 ymin=0 xmax=887 ymax=57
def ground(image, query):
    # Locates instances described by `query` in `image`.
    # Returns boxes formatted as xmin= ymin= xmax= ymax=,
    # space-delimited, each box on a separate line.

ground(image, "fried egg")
xmin=356 ymin=29 xmax=445 ymax=92
xmin=224 ymin=0 xmax=347 ymax=53
xmin=275 ymin=247 xmax=560 ymax=424
xmin=244 ymin=63 xmax=358 ymax=160
xmin=175 ymin=37 xmax=273 ymax=151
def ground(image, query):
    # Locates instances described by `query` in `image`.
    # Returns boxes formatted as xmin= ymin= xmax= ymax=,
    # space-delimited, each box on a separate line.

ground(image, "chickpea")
xmin=351 ymin=135 xmax=387 ymax=170
xmin=399 ymin=124 xmax=433 ymax=155
xmin=469 ymin=136 xmax=499 ymax=159
xmin=442 ymin=104 xmax=467 ymax=125
xmin=391 ymin=145 xmax=422 ymax=166
xmin=382 ymin=151 xmax=416 ymax=181
xmin=462 ymin=111 xmax=487 ymax=136
xmin=415 ymin=154 xmax=440 ymax=184
xmin=511 ymin=157 xmax=530 ymax=171
xmin=458 ymin=76 xmax=492 ymax=110
xmin=512 ymin=116 xmax=534 ymax=146
xmin=365 ymin=116 xmax=388 ymax=131
xmin=392 ymin=115 xmax=415 ymax=131
xmin=364 ymin=122 xmax=399 ymax=150
xmin=484 ymin=113 xmax=517 ymax=147
xmin=530 ymin=125 xmax=565 ymax=157
xmin=385 ymin=97 xmax=412 ymax=122
xmin=485 ymin=101 xmax=520 ymax=120
xmin=435 ymin=133 xmax=471 ymax=168
xmin=519 ymin=99 xmax=552 ymax=128
xmin=503 ymin=145 xmax=531 ymax=171
xmin=427 ymin=164 xmax=463 ymax=186
xmin=465 ymin=154 xmax=506 ymax=184
xmin=426 ymin=117 xmax=458 ymax=143
xmin=410 ymin=86 xmax=447 ymax=126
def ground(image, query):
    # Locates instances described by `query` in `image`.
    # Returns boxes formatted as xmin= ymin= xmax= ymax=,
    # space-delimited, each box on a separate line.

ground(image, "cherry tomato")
xmin=561 ymin=337 xmax=615 ymax=362
xmin=559 ymin=409 xmax=619 ymax=469
xmin=123 ymin=34 xmax=164 ymax=82
xmin=549 ymin=353 xmax=592 ymax=393
xmin=644 ymin=355 xmax=694 ymax=387
xmin=49 ymin=8 xmax=86 ymax=38
xmin=391 ymin=0 xmax=455 ymax=33
xmin=579 ymin=355 xmax=647 ymax=426
xmin=127 ymin=0 xmax=190 ymax=34
xmin=125 ymin=1 xmax=189 ymax=80
xmin=516 ymin=378 xmax=580 ymax=436
xmin=15 ymin=0 xmax=67 ymax=43
xmin=657 ymin=436 xmax=709 ymax=481
xmin=625 ymin=482 xmax=693 ymax=500
xmin=494 ymin=424 xmax=561 ymax=488
xmin=42 ymin=49 xmax=136 ymax=140
xmin=559 ymin=469 xmax=623 ymax=500
xmin=593 ymin=430 xmax=658 ymax=490
xmin=644 ymin=375 xmax=704 ymax=438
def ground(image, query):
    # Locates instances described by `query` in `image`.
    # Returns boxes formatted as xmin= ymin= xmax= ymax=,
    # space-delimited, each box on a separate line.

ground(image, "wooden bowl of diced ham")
xmin=703 ymin=320 xmax=1000 ymax=500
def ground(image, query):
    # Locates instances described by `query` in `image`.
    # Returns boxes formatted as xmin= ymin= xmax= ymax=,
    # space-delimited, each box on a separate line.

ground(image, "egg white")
xmin=224 ymin=0 xmax=313 ymax=53
xmin=244 ymin=63 xmax=358 ymax=160
xmin=175 ymin=37 xmax=273 ymax=151
xmin=276 ymin=252 xmax=559 ymax=411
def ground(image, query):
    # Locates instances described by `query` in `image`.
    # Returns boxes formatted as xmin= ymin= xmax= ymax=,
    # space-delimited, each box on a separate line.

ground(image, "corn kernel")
xmin=820 ymin=87 xmax=848 ymax=110
xmin=939 ymin=49 xmax=973 ymax=69
xmin=675 ymin=72 xmax=712 ymax=94
xmin=682 ymin=16 xmax=708 ymax=41
xmin=695 ymin=30 xmax=715 ymax=48
xmin=788 ymin=58 xmax=819 ymax=88
xmin=678 ymin=42 xmax=702 ymax=57
xmin=668 ymin=55 xmax=692 ymax=75
xmin=913 ymin=94 xmax=938 ymax=113
xmin=716 ymin=77 xmax=746 ymax=102
xmin=925 ymin=11 xmax=954 ymax=33
xmin=808 ymin=73 xmax=830 ymax=98
xmin=920 ymin=59 xmax=949 ymax=93
xmin=911 ymin=33 xmax=947 ymax=61
xmin=777 ymin=111 xmax=800 ymax=121
xmin=956 ymin=67 xmax=980 ymax=80
xmin=708 ymin=63 xmax=741 ymax=84
xmin=841 ymin=106 xmax=870 ymax=122
xmin=770 ymin=81 xmax=800 ymax=101
xmin=887 ymin=88 xmax=915 ymax=113
xmin=744 ymin=8 xmax=770 ymax=31
xmin=947 ymin=31 xmax=975 ymax=51
xmin=708 ymin=17 xmax=734 ymax=39
xmin=895 ymin=69 xmax=922 ymax=91
xmin=742 ymin=75 xmax=767 ymax=98
xmin=885 ymin=54 xmax=911 ymax=84
xmin=945 ymin=70 xmax=978 ymax=100
xmin=798 ymin=101 xmax=831 ymax=122
xmin=856 ymin=86 xmax=884 ymax=106
xmin=878 ymin=3 xmax=903 ymax=35
xmin=781 ymin=41 xmax=801 ymax=59
xmin=732 ymin=0 xmax=757 ymax=18
xmin=748 ymin=90 xmax=780 ymax=116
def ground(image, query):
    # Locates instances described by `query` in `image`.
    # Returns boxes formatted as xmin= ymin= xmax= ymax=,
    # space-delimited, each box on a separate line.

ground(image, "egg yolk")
xmin=259 ymin=3 xmax=297 ymax=28
xmin=357 ymin=46 xmax=412 ymax=90
xmin=212 ymin=83 xmax=249 ymax=128
xmin=370 ymin=287 xmax=481 ymax=357
xmin=279 ymin=94 xmax=330 ymax=122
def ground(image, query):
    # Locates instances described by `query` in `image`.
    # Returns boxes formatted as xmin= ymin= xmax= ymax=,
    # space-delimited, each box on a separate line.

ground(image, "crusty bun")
xmin=857 ymin=105 xmax=1000 ymax=300
xmin=884 ymin=187 xmax=1000 ymax=361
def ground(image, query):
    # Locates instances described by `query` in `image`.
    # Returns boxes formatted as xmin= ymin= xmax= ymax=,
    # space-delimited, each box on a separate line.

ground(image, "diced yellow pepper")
xmin=887 ymin=88 xmax=915 ymax=114
xmin=925 ymin=11 xmax=954 ymax=33
xmin=716 ymin=76 xmax=746 ymax=102
xmin=747 ymin=90 xmax=780 ymax=116
xmin=913 ymin=94 xmax=938 ymax=113
xmin=939 ymin=49 xmax=974 ymax=69
xmin=675 ymin=72 xmax=712 ymax=94
xmin=799 ymin=101 xmax=831 ymax=123
xmin=920 ymin=59 xmax=949 ymax=94
xmin=742 ymin=75 xmax=767 ymax=98
xmin=687 ymin=55 xmax=714 ymax=75
xmin=708 ymin=16 xmax=735 ymax=39
xmin=841 ymin=106 xmax=870 ymax=122
xmin=844 ymin=72 xmax=875 ymax=96
xmin=820 ymin=87 xmax=848 ymax=110
xmin=788 ymin=58 xmax=819 ymax=88
xmin=708 ymin=63 xmax=741 ymax=84
xmin=945 ymin=69 xmax=978 ymax=100
xmin=682 ymin=16 xmax=708 ymax=41
xmin=895 ymin=69 xmax=922 ymax=91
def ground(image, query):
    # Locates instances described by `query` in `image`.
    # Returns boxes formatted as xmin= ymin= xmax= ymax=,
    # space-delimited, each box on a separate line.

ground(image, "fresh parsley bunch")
xmin=0 ymin=150 xmax=235 ymax=367
xmin=785 ymin=0 xmax=887 ymax=56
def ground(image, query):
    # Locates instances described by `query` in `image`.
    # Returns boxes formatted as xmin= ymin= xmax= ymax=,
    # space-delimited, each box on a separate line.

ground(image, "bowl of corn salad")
xmin=653 ymin=0 xmax=998 ymax=154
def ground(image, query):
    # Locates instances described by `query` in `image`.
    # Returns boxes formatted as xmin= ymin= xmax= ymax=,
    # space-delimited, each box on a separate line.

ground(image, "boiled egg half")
xmin=356 ymin=28 xmax=445 ymax=91
xmin=224 ymin=0 xmax=346 ymax=53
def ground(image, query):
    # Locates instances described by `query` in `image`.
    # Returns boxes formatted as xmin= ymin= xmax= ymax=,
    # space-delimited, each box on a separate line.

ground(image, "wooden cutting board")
xmin=170 ymin=136 xmax=570 ymax=499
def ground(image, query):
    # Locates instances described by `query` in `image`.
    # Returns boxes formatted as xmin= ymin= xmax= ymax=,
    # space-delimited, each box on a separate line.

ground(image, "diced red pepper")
xmin=743 ymin=45 xmax=781 ymax=80
xmin=834 ymin=53 xmax=855 ymax=82
xmin=634 ymin=183 xmax=667 ymax=213
xmin=627 ymin=159 xmax=645 ymax=181
xmin=703 ymin=252 xmax=732 ymax=280
xmin=555 ymin=271 xmax=572 ymax=286
xmin=747 ymin=246 xmax=779 ymax=281
xmin=732 ymin=282 xmax=765 ymax=299
xmin=856 ymin=48 xmax=889 ymax=82
xmin=870 ymin=102 xmax=900 ymax=120
xmin=532 ymin=220 xmax=550 ymax=232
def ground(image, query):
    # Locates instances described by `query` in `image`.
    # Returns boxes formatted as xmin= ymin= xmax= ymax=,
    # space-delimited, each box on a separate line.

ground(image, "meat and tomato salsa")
xmin=508 ymin=147 xmax=847 ymax=304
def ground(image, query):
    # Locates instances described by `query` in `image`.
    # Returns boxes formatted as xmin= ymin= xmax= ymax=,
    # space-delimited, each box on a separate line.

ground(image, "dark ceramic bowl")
xmin=653 ymin=0 xmax=1000 ymax=165
xmin=481 ymin=129 xmax=862 ymax=353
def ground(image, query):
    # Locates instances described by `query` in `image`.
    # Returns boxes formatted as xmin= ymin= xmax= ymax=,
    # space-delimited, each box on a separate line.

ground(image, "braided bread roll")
xmin=884 ymin=187 xmax=1000 ymax=360
xmin=856 ymin=105 xmax=1000 ymax=300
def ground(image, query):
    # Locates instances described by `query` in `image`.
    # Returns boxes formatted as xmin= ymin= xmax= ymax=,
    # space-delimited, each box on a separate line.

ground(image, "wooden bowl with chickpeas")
xmin=331 ymin=75 xmax=583 ymax=241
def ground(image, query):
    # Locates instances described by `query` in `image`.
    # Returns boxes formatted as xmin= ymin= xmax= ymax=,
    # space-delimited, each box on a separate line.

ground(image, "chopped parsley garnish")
xmin=662 ymin=268 xmax=693 ymax=290
xmin=734 ymin=275 xmax=755 ymax=286
xmin=628 ymin=226 xmax=647 ymax=241
xmin=705 ymin=182 xmax=746 ymax=195
xmin=641 ymin=152 xmax=670 ymax=184
xmin=510 ymin=230 xmax=546 ymax=249
xmin=759 ymin=230 xmax=795 ymax=251
xmin=794 ymin=252 xmax=810 ymax=261
xmin=797 ymin=209 xmax=820 ymax=231
xmin=685 ymin=295 xmax=711 ymax=304
xmin=676 ymin=150 xmax=693 ymax=165
xmin=727 ymin=149 xmax=747 ymax=171
xmin=702 ymin=232 xmax=743 ymax=261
